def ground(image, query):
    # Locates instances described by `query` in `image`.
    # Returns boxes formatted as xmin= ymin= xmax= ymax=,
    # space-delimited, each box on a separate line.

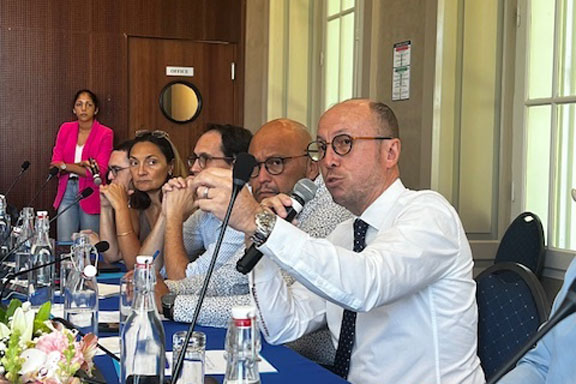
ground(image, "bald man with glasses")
xmin=190 ymin=99 xmax=485 ymax=384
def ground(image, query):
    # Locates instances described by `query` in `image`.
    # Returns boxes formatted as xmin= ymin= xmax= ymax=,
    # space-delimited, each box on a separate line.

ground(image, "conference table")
xmin=93 ymin=272 xmax=349 ymax=384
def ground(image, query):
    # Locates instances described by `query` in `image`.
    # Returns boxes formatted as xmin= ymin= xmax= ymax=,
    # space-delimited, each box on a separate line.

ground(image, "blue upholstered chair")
xmin=476 ymin=262 xmax=549 ymax=380
xmin=495 ymin=212 xmax=546 ymax=278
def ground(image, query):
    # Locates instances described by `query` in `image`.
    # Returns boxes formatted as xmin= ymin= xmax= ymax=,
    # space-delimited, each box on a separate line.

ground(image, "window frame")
xmin=512 ymin=0 xmax=576 ymax=276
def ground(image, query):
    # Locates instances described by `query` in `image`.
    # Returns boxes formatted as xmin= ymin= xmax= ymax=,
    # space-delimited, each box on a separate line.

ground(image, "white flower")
xmin=11 ymin=307 xmax=35 ymax=345
xmin=21 ymin=301 xmax=31 ymax=312
xmin=20 ymin=348 xmax=47 ymax=375
xmin=0 ymin=322 xmax=10 ymax=339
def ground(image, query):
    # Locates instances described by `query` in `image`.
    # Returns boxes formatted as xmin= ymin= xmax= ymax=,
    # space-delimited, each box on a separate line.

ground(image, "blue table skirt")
xmin=95 ymin=274 xmax=348 ymax=384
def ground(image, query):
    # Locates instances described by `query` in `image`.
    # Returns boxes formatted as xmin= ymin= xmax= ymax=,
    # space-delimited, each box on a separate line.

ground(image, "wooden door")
xmin=128 ymin=37 xmax=240 ymax=160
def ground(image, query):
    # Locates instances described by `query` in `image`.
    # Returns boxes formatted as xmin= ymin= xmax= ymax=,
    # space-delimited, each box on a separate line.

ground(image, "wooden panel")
xmin=0 ymin=28 xmax=93 ymax=212
xmin=0 ymin=0 xmax=244 ymax=216
xmin=204 ymin=44 xmax=237 ymax=124
xmin=129 ymin=37 xmax=239 ymax=160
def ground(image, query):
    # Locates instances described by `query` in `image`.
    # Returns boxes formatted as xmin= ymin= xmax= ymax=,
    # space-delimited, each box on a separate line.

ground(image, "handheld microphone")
xmin=4 ymin=160 xmax=31 ymax=197
xmin=171 ymin=153 xmax=256 ymax=384
xmin=487 ymin=278 xmax=576 ymax=383
xmin=88 ymin=158 xmax=102 ymax=186
xmin=0 ymin=187 xmax=93 ymax=265
xmin=27 ymin=167 xmax=60 ymax=207
xmin=236 ymin=178 xmax=318 ymax=275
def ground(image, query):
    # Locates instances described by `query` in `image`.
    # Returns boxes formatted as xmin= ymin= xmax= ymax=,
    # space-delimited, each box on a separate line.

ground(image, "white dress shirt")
xmin=251 ymin=179 xmax=485 ymax=384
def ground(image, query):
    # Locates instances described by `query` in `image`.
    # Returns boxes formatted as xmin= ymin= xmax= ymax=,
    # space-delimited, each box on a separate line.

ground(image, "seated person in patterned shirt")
xmin=155 ymin=119 xmax=353 ymax=364
xmin=140 ymin=124 xmax=252 ymax=279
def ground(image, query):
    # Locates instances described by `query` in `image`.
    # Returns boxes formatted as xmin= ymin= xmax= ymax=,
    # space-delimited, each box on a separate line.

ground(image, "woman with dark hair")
xmin=100 ymin=130 xmax=186 ymax=269
xmin=50 ymin=89 xmax=113 ymax=242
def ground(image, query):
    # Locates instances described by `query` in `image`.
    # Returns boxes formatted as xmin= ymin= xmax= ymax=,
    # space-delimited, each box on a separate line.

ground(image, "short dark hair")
xmin=370 ymin=102 xmax=399 ymax=138
xmin=73 ymin=89 xmax=100 ymax=111
xmin=204 ymin=123 xmax=252 ymax=161
xmin=114 ymin=139 xmax=133 ymax=153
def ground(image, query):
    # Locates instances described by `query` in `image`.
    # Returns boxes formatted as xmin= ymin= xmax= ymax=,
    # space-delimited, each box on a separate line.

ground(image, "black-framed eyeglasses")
xmin=306 ymin=134 xmax=393 ymax=161
xmin=107 ymin=166 xmax=130 ymax=177
xmin=250 ymin=155 xmax=307 ymax=178
xmin=187 ymin=153 xmax=234 ymax=169
xmin=135 ymin=129 xmax=170 ymax=139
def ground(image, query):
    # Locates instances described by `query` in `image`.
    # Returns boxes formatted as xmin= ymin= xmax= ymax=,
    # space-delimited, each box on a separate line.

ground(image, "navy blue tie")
xmin=332 ymin=218 xmax=369 ymax=379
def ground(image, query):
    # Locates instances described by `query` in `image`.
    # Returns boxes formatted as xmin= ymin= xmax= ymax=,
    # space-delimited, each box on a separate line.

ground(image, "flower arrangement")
xmin=0 ymin=300 xmax=98 ymax=384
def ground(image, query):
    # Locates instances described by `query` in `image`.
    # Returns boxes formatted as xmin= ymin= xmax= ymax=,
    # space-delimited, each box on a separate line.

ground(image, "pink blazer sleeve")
xmin=51 ymin=122 xmax=72 ymax=163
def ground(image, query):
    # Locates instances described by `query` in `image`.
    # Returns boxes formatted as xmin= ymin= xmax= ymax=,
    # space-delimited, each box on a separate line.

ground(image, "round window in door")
xmin=159 ymin=81 xmax=203 ymax=124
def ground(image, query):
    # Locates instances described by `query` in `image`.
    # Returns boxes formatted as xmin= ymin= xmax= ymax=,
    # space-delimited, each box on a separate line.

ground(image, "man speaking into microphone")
xmin=191 ymin=99 xmax=485 ymax=384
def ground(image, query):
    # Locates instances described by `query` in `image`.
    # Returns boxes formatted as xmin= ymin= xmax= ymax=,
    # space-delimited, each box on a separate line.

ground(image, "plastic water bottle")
xmin=0 ymin=194 xmax=11 ymax=257
xmin=224 ymin=306 xmax=261 ymax=384
xmin=13 ymin=207 xmax=35 ymax=282
xmin=64 ymin=233 xmax=99 ymax=336
xmin=121 ymin=255 xmax=166 ymax=384
xmin=28 ymin=211 xmax=54 ymax=307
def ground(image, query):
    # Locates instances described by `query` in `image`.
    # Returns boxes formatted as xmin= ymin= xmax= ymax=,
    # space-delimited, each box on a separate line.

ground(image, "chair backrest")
xmin=495 ymin=212 xmax=545 ymax=277
xmin=475 ymin=262 xmax=550 ymax=380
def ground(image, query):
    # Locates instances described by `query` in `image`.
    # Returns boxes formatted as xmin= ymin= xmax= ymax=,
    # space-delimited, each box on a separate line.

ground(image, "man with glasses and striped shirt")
xmin=191 ymin=99 xmax=485 ymax=384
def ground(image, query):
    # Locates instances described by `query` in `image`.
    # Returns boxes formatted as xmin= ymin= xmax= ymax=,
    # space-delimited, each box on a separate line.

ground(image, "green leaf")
xmin=35 ymin=301 xmax=51 ymax=322
xmin=0 ymin=306 xmax=6 ymax=324
xmin=5 ymin=299 xmax=22 ymax=320
xmin=33 ymin=301 xmax=52 ymax=334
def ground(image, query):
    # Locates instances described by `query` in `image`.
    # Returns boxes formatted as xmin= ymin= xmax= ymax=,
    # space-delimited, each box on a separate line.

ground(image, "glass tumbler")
xmin=119 ymin=274 xmax=134 ymax=334
xmin=172 ymin=330 xmax=206 ymax=384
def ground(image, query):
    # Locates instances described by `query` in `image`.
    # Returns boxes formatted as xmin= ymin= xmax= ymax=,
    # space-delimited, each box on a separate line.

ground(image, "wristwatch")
xmin=60 ymin=163 xmax=67 ymax=171
xmin=161 ymin=292 xmax=177 ymax=320
xmin=251 ymin=209 xmax=277 ymax=247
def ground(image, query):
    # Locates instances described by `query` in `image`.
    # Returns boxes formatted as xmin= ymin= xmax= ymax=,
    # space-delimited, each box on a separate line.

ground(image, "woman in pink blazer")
xmin=50 ymin=89 xmax=113 ymax=241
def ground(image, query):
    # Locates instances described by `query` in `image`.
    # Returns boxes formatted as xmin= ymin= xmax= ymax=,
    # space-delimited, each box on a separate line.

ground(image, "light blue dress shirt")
xmin=182 ymin=210 xmax=245 ymax=277
xmin=498 ymin=257 xmax=576 ymax=383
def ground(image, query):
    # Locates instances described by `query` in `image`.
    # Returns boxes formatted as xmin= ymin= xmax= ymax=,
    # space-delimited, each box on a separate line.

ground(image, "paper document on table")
xmin=165 ymin=350 xmax=277 ymax=376
xmin=52 ymin=305 xmax=119 ymax=325
xmin=99 ymin=310 xmax=120 ymax=323
xmin=51 ymin=303 xmax=64 ymax=319
xmin=96 ymin=336 xmax=120 ymax=356
xmin=98 ymin=283 xmax=119 ymax=298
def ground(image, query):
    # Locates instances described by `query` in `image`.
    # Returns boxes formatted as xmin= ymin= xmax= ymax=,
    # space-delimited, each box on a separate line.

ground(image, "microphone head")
xmin=79 ymin=187 xmax=94 ymax=199
xmin=93 ymin=175 xmax=102 ymax=186
xmin=292 ymin=178 xmax=318 ymax=204
xmin=48 ymin=167 xmax=59 ymax=180
xmin=233 ymin=153 xmax=257 ymax=187
xmin=21 ymin=161 xmax=31 ymax=171
xmin=95 ymin=240 xmax=110 ymax=253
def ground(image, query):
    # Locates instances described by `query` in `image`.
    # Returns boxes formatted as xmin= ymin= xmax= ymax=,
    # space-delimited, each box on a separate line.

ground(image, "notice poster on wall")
xmin=392 ymin=41 xmax=411 ymax=101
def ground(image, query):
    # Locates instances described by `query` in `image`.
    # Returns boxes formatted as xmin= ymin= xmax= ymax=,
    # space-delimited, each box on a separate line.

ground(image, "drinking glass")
xmin=172 ymin=331 xmax=206 ymax=384
xmin=119 ymin=274 xmax=134 ymax=333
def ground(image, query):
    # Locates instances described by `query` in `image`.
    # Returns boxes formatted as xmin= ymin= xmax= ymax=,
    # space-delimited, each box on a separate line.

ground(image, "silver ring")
xmin=202 ymin=186 xmax=210 ymax=199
